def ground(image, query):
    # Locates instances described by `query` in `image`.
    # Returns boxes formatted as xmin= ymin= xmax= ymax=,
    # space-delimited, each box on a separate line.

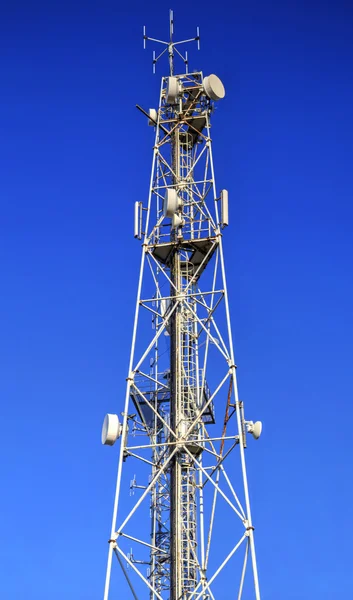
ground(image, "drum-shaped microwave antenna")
xmin=203 ymin=74 xmax=225 ymax=101
xmin=172 ymin=213 xmax=184 ymax=229
xmin=102 ymin=413 xmax=122 ymax=446
xmin=163 ymin=188 xmax=182 ymax=217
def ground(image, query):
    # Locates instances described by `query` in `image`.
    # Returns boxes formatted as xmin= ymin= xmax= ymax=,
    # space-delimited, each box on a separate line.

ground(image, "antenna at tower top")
xmin=169 ymin=8 xmax=174 ymax=41
xmin=143 ymin=9 xmax=200 ymax=75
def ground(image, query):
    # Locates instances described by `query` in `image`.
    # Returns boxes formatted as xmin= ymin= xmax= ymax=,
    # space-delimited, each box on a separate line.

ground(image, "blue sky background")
xmin=1 ymin=0 xmax=353 ymax=598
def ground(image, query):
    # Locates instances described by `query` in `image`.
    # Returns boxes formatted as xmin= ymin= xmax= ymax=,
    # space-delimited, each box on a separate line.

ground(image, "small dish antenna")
xmin=102 ymin=413 xmax=122 ymax=446
xmin=246 ymin=421 xmax=262 ymax=440
xmin=163 ymin=188 xmax=182 ymax=217
xmin=172 ymin=213 xmax=184 ymax=229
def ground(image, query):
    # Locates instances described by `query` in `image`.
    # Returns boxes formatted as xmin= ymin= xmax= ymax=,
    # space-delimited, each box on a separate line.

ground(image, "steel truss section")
xmin=103 ymin=13 xmax=261 ymax=600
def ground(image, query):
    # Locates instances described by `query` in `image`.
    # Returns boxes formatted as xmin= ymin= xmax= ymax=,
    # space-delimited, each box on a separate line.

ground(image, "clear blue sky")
xmin=1 ymin=1 xmax=353 ymax=598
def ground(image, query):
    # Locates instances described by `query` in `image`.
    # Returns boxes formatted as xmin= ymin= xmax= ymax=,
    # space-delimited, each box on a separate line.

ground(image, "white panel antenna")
xmin=220 ymin=188 xmax=229 ymax=227
xmin=134 ymin=201 xmax=143 ymax=239
xmin=148 ymin=108 xmax=158 ymax=126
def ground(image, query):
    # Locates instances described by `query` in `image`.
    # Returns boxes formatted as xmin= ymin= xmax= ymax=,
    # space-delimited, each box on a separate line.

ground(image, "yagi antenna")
xmin=143 ymin=8 xmax=200 ymax=75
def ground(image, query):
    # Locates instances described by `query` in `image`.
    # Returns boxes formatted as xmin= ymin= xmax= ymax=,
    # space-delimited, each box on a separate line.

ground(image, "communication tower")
xmin=102 ymin=11 xmax=261 ymax=599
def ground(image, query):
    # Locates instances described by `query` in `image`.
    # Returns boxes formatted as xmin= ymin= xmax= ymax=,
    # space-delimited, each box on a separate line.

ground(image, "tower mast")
xmin=102 ymin=11 xmax=261 ymax=600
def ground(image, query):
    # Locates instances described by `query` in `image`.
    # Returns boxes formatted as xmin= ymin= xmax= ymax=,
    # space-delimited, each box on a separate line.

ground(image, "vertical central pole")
xmin=170 ymin=123 xmax=182 ymax=600
xmin=170 ymin=251 xmax=182 ymax=600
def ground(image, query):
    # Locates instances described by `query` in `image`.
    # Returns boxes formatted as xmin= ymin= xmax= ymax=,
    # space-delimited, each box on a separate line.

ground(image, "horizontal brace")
xmin=152 ymin=180 xmax=213 ymax=190
xmin=140 ymin=290 xmax=225 ymax=304
xmin=125 ymin=435 xmax=239 ymax=452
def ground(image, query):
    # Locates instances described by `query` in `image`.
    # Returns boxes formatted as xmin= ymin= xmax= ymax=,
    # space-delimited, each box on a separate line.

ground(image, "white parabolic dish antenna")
xmin=203 ymin=74 xmax=225 ymax=101
xmin=248 ymin=421 xmax=262 ymax=440
xmin=101 ymin=413 xmax=121 ymax=446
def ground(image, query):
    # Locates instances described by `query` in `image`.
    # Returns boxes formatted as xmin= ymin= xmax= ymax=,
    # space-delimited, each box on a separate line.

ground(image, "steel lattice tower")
xmin=102 ymin=11 xmax=261 ymax=600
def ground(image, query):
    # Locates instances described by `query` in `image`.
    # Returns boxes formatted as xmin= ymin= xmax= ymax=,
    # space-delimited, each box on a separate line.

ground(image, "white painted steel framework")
xmin=103 ymin=12 xmax=261 ymax=600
